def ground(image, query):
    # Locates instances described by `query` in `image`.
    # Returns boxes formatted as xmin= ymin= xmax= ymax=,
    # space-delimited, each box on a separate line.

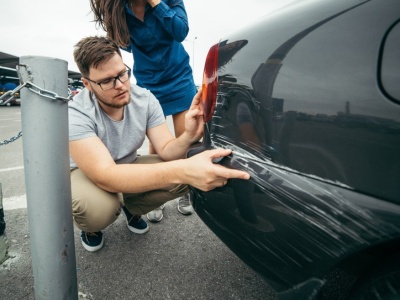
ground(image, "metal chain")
xmin=0 ymin=64 xmax=72 ymax=146
xmin=0 ymin=64 xmax=73 ymax=105
xmin=0 ymin=82 xmax=27 ymax=106
xmin=0 ymin=82 xmax=73 ymax=105
xmin=0 ymin=131 xmax=22 ymax=146
xmin=24 ymin=81 xmax=73 ymax=102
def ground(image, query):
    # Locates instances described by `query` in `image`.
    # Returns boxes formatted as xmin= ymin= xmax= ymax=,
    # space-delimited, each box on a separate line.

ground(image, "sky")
xmin=1 ymin=0 xmax=297 ymax=84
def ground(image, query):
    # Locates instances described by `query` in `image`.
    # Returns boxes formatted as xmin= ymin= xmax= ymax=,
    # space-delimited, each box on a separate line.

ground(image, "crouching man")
xmin=69 ymin=36 xmax=250 ymax=252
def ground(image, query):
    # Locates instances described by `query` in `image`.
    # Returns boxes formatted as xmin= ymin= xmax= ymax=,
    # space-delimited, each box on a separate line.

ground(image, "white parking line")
xmin=2 ymin=194 xmax=27 ymax=210
xmin=0 ymin=166 xmax=24 ymax=173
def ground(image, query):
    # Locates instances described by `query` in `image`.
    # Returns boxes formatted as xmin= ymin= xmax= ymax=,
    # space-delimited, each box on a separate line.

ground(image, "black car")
xmin=188 ymin=1 xmax=400 ymax=299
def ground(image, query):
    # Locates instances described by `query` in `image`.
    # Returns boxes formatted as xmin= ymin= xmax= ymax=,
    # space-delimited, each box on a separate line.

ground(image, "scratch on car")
xmin=210 ymin=134 xmax=400 ymax=260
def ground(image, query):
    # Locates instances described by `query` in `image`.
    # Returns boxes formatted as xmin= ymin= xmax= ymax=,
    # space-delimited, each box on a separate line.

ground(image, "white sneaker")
xmin=177 ymin=194 xmax=194 ymax=215
xmin=146 ymin=204 xmax=165 ymax=222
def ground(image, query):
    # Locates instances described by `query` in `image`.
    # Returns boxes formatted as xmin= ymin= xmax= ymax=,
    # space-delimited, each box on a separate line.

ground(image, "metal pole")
xmin=20 ymin=56 xmax=78 ymax=300
xmin=193 ymin=37 xmax=197 ymax=76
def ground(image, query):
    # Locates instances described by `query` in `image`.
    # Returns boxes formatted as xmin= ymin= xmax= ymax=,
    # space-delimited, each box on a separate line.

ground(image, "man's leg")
xmin=71 ymin=168 xmax=122 ymax=232
xmin=123 ymin=155 xmax=189 ymax=219
xmin=71 ymin=168 xmax=123 ymax=252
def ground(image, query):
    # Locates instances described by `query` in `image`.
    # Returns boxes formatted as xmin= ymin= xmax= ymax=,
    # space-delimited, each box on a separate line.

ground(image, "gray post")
xmin=20 ymin=56 xmax=78 ymax=300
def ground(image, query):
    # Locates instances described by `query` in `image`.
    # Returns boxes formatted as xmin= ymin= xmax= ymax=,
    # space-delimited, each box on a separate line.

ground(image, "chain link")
xmin=25 ymin=81 xmax=73 ymax=102
xmin=0 ymin=63 xmax=72 ymax=146
xmin=0 ymin=131 xmax=22 ymax=146
xmin=0 ymin=83 xmax=26 ymax=106
xmin=0 ymin=82 xmax=73 ymax=105
xmin=0 ymin=64 xmax=73 ymax=105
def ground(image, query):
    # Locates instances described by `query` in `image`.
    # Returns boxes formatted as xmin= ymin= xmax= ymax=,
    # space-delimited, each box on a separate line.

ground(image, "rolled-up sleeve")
xmin=152 ymin=0 xmax=189 ymax=42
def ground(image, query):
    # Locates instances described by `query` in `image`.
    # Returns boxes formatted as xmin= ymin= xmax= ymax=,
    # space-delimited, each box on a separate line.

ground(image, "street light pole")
xmin=192 ymin=37 xmax=197 ymax=75
xmin=184 ymin=37 xmax=197 ymax=78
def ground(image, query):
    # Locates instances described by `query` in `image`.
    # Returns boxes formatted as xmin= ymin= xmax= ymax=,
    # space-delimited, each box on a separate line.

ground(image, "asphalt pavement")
xmin=0 ymin=106 xmax=277 ymax=300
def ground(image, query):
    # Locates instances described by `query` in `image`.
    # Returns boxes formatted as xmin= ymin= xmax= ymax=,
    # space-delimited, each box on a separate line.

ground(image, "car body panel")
xmin=379 ymin=19 xmax=400 ymax=103
xmin=188 ymin=0 xmax=400 ymax=297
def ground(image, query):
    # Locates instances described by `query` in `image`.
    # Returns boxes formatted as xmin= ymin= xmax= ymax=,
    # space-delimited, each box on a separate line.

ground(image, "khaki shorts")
xmin=70 ymin=155 xmax=189 ymax=232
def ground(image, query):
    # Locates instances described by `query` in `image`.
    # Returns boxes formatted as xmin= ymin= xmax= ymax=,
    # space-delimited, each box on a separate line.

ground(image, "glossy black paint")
xmin=188 ymin=0 xmax=400 ymax=298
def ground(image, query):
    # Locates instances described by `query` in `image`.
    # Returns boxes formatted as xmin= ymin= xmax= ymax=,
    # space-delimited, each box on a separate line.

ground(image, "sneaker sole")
xmin=122 ymin=210 xmax=150 ymax=234
xmin=126 ymin=222 xmax=149 ymax=234
xmin=177 ymin=207 xmax=193 ymax=215
xmin=81 ymin=238 xmax=104 ymax=252
xmin=146 ymin=213 xmax=163 ymax=223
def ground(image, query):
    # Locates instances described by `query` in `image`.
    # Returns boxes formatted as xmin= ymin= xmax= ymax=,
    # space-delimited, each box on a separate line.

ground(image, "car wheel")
xmin=349 ymin=255 xmax=400 ymax=300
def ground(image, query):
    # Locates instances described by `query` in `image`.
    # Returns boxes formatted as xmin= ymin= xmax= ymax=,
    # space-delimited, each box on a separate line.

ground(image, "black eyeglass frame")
xmin=84 ymin=64 xmax=132 ymax=90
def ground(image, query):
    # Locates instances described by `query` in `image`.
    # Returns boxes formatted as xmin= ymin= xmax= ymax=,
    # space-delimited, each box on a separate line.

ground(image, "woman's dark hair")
xmin=90 ymin=0 xmax=131 ymax=48
xmin=73 ymin=36 xmax=122 ymax=77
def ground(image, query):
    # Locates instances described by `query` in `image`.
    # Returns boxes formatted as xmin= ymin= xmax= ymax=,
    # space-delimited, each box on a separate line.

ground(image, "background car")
xmin=188 ymin=0 xmax=400 ymax=299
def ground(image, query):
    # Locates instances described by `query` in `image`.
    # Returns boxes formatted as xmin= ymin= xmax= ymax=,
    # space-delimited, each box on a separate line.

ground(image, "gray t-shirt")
xmin=68 ymin=84 xmax=165 ymax=168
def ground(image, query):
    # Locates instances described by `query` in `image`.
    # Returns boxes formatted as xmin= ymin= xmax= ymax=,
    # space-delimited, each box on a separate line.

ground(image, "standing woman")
xmin=89 ymin=0 xmax=196 ymax=221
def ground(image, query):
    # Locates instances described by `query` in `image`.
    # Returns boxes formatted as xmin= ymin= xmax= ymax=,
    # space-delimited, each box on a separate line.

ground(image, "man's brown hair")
xmin=73 ymin=36 xmax=122 ymax=78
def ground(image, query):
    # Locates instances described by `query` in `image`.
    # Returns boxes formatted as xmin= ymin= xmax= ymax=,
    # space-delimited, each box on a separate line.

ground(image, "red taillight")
xmin=202 ymin=43 xmax=219 ymax=123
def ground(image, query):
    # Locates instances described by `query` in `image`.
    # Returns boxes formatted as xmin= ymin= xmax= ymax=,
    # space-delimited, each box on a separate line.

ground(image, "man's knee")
xmin=71 ymin=169 xmax=122 ymax=232
xmin=72 ymin=195 xmax=121 ymax=232
xmin=168 ymin=184 xmax=189 ymax=195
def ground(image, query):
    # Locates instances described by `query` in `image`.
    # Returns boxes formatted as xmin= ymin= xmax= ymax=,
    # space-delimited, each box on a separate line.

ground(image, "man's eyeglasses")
xmin=85 ymin=65 xmax=131 ymax=91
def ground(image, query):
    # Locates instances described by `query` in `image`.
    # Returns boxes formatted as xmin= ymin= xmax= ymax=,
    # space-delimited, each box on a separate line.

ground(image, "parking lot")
xmin=0 ymin=106 xmax=276 ymax=300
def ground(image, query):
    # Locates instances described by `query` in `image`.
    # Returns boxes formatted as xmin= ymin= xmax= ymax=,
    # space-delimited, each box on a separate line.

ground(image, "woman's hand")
xmin=184 ymin=89 xmax=204 ymax=143
xmin=146 ymin=0 xmax=161 ymax=8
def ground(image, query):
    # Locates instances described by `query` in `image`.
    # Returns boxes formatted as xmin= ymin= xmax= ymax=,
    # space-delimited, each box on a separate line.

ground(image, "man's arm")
xmin=70 ymin=136 xmax=179 ymax=193
xmin=148 ymin=88 xmax=204 ymax=161
xmin=70 ymin=136 xmax=250 ymax=194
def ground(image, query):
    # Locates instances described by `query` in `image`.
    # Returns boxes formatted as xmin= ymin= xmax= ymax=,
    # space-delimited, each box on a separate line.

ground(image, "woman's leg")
xmin=172 ymin=110 xmax=187 ymax=138
xmin=147 ymin=111 xmax=189 ymax=220
xmin=171 ymin=110 xmax=194 ymax=215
